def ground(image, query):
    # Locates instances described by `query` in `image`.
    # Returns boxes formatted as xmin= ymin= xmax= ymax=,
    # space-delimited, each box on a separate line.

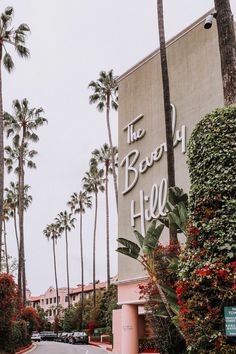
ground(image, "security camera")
xmin=204 ymin=11 xmax=217 ymax=29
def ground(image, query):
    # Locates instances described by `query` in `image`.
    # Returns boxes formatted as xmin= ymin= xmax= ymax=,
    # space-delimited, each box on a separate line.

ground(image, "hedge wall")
xmin=177 ymin=106 xmax=236 ymax=353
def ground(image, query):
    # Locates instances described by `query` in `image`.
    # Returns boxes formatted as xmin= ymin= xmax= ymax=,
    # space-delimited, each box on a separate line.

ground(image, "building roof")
xmin=118 ymin=9 xmax=214 ymax=82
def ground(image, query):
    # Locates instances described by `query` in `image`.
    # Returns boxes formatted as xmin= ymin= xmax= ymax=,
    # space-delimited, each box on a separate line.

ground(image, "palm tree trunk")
xmin=3 ymin=220 xmax=9 ymax=273
xmin=79 ymin=211 xmax=84 ymax=325
xmin=52 ymin=237 xmax=59 ymax=308
xmin=106 ymin=96 xmax=118 ymax=212
xmin=65 ymin=228 xmax=70 ymax=308
xmin=18 ymin=136 xmax=26 ymax=304
xmin=0 ymin=50 xmax=4 ymax=274
xmin=157 ymin=0 xmax=178 ymax=245
xmin=93 ymin=192 xmax=98 ymax=308
xmin=214 ymin=0 xmax=236 ymax=105
xmin=105 ymin=167 xmax=110 ymax=288
xmin=13 ymin=209 xmax=19 ymax=254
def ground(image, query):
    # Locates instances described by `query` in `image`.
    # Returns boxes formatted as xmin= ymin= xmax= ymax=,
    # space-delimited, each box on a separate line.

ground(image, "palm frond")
xmin=3 ymin=52 xmax=14 ymax=72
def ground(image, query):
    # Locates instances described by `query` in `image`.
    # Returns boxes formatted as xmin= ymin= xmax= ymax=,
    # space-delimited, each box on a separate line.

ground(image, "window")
xmin=65 ymin=296 xmax=68 ymax=302
xmin=73 ymin=295 xmax=75 ymax=301
xmin=54 ymin=297 xmax=56 ymax=303
xmin=49 ymin=309 xmax=52 ymax=316
xmin=46 ymin=298 xmax=48 ymax=305
xmin=50 ymin=298 xmax=52 ymax=304
xmin=41 ymin=299 xmax=44 ymax=305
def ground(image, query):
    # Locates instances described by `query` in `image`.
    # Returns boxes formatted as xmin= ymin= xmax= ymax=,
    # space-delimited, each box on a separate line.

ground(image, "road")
xmin=31 ymin=341 xmax=109 ymax=354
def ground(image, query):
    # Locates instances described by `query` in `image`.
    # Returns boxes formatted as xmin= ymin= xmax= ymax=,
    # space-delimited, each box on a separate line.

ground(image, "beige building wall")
xmin=118 ymin=15 xmax=224 ymax=285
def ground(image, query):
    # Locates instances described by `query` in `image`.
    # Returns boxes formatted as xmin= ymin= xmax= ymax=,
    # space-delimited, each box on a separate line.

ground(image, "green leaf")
xmin=116 ymin=247 xmax=139 ymax=260
xmin=134 ymin=230 xmax=144 ymax=247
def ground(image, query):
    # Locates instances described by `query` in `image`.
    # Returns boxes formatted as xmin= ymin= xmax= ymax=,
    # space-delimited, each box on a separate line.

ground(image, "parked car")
xmin=31 ymin=331 xmax=41 ymax=342
xmin=68 ymin=332 xmax=89 ymax=344
xmin=40 ymin=331 xmax=57 ymax=341
xmin=61 ymin=332 xmax=71 ymax=343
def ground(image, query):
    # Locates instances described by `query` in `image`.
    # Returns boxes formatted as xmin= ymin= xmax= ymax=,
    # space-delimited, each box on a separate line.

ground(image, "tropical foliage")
xmin=88 ymin=70 xmax=119 ymax=210
xmin=177 ymin=106 xmax=236 ymax=353
xmin=117 ymin=186 xmax=188 ymax=352
xmin=0 ymin=6 xmax=30 ymax=277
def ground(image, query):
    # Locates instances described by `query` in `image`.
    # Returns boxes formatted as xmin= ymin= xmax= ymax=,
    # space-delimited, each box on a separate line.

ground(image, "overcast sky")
xmin=2 ymin=0 xmax=236 ymax=295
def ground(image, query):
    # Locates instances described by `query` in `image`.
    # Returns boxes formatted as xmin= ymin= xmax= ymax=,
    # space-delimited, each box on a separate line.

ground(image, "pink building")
xmin=29 ymin=281 xmax=108 ymax=323
xmin=113 ymin=12 xmax=224 ymax=354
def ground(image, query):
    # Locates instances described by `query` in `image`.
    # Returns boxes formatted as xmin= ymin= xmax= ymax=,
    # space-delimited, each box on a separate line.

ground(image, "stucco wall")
xmin=118 ymin=17 xmax=224 ymax=285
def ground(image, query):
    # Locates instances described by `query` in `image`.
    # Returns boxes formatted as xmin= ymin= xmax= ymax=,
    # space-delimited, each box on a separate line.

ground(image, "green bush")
xmin=177 ymin=106 xmax=236 ymax=353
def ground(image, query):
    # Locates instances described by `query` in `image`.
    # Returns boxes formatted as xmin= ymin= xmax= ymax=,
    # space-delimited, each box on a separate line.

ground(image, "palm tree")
xmin=91 ymin=143 xmax=118 ymax=287
xmin=157 ymin=1 xmax=178 ymax=245
xmin=67 ymin=191 xmax=92 ymax=323
xmin=88 ymin=70 xmax=119 ymax=211
xmin=4 ymin=181 xmax=32 ymax=254
xmin=43 ymin=223 xmax=60 ymax=308
xmin=0 ymin=7 xmax=30 ymax=272
xmin=214 ymin=0 xmax=236 ymax=105
xmin=4 ymin=98 xmax=46 ymax=304
xmin=83 ymin=162 xmax=104 ymax=307
xmin=55 ymin=211 xmax=75 ymax=308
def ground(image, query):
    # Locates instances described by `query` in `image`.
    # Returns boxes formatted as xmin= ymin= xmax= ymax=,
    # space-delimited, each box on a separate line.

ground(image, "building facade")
xmin=29 ymin=281 xmax=108 ymax=323
xmin=113 ymin=12 xmax=224 ymax=354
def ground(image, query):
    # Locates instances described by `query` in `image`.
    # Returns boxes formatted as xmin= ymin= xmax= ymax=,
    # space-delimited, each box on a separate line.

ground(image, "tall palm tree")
xmin=4 ymin=98 xmax=46 ymax=304
xmin=55 ymin=211 xmax=75 ymax=308
xmin=43 ymin=223 xmax=60 ymax=308
xmin=67 ymin=191 xmax=92 ymax=323
xmin=0 ymin=7 xmax=30 ymax=272
xmin=88 ymin=70 xmax=119 ymax=212
xmin=83 ymin=163 xmax=104 ymax=307
xmin=91 ymin=143 xmax=118 ymax=287
xmin=157 ymin=1 xmax=178 ymax=245
xmin=214 ymin=0 xmax=236 ymax=105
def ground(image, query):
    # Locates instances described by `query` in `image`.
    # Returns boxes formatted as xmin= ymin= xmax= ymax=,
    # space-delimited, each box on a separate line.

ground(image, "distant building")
xmin=28 ymin=277 xmax=117 ymax=323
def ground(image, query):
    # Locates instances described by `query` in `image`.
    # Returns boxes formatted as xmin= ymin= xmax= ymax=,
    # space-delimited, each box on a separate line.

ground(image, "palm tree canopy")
xmin=83 ymin=162 xmax=105 ymax=195
xmin=43 ymin=223 xmax=60 ymax=241
xmin=4 ymin=144 xmax=37 ymax=174
xmin=4 ymin=98 xmax=47 ymax=142
xmin=0 ymin=7 xmax=30 ymax=72
xmin=55 ymin=210 xmax=76 ymax=233
xmin=88 ymin=70 xmax=118 ymax=112
xmin=91 ymin=143 xmax=118 ymax=174
xmin=67 ymin=191 xmax=92 ymax=214
xmin=5 ymin=181 xmax=32 ymax=215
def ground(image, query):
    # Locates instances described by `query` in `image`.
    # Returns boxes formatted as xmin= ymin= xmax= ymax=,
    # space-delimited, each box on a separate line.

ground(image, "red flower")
xmin=217 ymin=269 xmax=228 ymax=279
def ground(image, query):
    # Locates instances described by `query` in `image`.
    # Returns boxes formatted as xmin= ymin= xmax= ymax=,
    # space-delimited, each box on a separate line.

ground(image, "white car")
xmin=31 ymin=331 xmax=41 ymax=342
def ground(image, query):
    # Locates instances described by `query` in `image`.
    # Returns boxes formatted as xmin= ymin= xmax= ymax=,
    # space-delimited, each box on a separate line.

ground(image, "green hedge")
xmin=177 ymin=106 xmax=236 ymax=353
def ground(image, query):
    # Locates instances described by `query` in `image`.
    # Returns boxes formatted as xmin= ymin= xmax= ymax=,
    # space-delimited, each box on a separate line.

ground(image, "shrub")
xmin=21 ymin=307 xmax=41 ymax=335
xmin=178 ymin=106 xmax=236 ymax=353
xmin=0 ymin=273 xmax=18 ymax=352
xmin=7 ymin=320 xmax=29 ymax=353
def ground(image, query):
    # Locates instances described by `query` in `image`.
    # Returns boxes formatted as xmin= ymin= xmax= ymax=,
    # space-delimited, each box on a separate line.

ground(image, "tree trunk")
xmin=106 ymin=96 xmax=118 ymax=212
xmin=105 ymin=166 xmax=110 ymax=288
xmin=93 ymin=192 xmax=98 ymax=308
xmin=52 ymin=237 xmax=59 ymax=308
xmin=157 ymin=0 xmax=178 ymax=245
xmin=65 ymin=228 xmax=70 ymax=308
xmin=18 ymin=134 xmax=26 ymax=304
xmin=79 ymin=211 xmax=84 ymax=326
xmin=3 ymin=220 xmax=8 ymax=273
xmin=13 ymin=209 xmax=19 ymax=254
xmin=214 ymin=0 xmax=236 ymax=106
xmin=0 ymin=49 xmax=4 ymax=274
